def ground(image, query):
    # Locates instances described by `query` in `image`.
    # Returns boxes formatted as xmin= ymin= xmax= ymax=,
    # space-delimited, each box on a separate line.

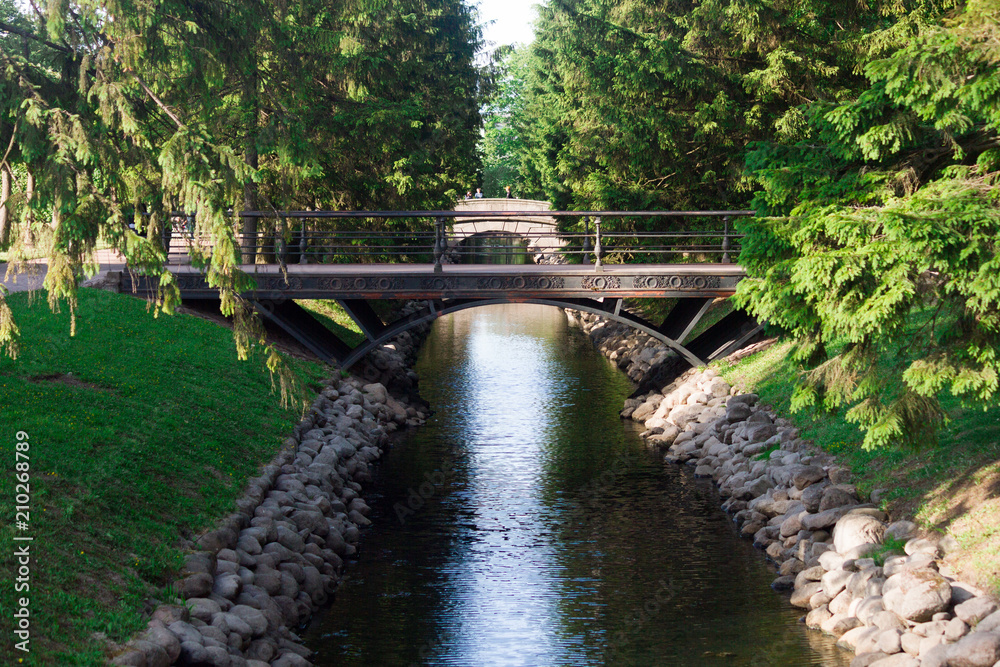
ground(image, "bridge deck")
xmin=151 ymin=262 xmax=745 ymax=300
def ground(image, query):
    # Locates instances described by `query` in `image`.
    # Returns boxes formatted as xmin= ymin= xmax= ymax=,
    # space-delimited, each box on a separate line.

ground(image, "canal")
xmin=302 ymin=304 xmax=849 ymax=666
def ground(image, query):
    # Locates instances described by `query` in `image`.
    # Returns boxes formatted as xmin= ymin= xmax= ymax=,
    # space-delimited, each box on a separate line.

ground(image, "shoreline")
xmin=110 ymin=304 xmax=432 ymax=667
xmin=567 ymin=308 xmax=1000 ymax=667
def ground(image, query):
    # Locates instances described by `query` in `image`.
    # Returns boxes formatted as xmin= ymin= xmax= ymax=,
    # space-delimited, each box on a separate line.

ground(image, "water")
xmin=303 ymin=304 xmax=849 ymax=666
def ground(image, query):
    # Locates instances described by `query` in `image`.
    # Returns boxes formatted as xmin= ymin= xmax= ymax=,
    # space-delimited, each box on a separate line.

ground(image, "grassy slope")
xmin=0 ymin=289 xmax=325 ymax=665
xmin=294 ymin=299 xmax=366 ymax=347
xmin=713 ymin=341 xmax=1000 ymax=594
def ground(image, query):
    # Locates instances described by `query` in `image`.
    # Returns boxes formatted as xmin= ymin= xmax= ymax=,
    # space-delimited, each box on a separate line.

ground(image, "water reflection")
xmin=303 ymin=304 xmax=849 ymax=666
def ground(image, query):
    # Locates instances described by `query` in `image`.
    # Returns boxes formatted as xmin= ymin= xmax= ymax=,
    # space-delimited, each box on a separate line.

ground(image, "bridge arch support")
xmin=328 ymin=297 xmax=759 ymax=372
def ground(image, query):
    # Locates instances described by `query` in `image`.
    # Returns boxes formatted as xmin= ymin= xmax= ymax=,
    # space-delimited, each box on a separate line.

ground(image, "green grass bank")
xmin=0 ymin=289 xmax=326 ymax=665
xmin=713 ymin=340 xmax=1000 ymax=595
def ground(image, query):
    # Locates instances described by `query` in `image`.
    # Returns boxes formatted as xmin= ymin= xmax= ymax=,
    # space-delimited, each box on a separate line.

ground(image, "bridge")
xmin=121 ymin=207 xmax=761 ymax=371
xmin=450 ymin=198 xmax=565 ymax=263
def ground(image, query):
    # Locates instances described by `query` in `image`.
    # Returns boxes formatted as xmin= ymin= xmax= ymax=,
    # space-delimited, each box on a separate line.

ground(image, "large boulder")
xmin=833 ymin=513 xmax=886 ymax=554
xmin=945 ymin=631 xmax=1000 ymax=667
xmin=882 ymin=569 xmax=953 ymax=622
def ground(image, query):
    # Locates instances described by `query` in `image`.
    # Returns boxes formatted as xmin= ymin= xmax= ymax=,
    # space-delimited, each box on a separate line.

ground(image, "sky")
xmin=473 ymin=0 xmax=539 ymax=49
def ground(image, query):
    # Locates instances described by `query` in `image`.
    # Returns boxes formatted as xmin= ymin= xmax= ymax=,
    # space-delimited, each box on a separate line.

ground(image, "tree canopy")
xmin=1 ymin=0 xmax=486 ymax=394
xmin=484 ymin=0 xmax=999 ymax=447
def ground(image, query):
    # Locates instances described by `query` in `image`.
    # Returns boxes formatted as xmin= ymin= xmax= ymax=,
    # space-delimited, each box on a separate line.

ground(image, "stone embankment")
xmin=569 ymin=310 xmax=1000 ymax=667
xmin=111 ymin=308 xmax=431 ymax=667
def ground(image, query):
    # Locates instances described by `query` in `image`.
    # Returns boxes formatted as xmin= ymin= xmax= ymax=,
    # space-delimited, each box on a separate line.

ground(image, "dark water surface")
xmin=303 ymin=305 xmax=849 ymax=666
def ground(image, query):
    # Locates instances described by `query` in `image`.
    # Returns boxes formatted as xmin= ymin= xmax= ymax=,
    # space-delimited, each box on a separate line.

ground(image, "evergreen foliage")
xmin=499 ymin=0 xmax=998 ymax=447
xmin=0 ymin=0 xmax=485 ymax=396
xmin=737 ymin=0 xmax=1000 ymax=449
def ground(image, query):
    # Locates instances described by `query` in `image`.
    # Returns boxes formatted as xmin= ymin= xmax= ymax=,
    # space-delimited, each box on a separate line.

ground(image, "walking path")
xmin=1 ymin=249 xmax=127 ymax=294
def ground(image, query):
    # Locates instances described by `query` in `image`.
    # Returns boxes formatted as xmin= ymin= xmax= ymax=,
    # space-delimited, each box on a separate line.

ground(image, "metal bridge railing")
xmin=156 ymin=210 xmax=753 ymax=269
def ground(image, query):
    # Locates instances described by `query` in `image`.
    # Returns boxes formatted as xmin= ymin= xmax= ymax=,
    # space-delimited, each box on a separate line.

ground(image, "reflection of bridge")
xmin=122 ymin=206 xmax=761 ymax=370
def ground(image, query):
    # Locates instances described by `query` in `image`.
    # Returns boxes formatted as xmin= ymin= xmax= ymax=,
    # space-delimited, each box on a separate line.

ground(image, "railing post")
xmin=299 ymin=220 xmax=307 ymax=264
xmin=721 ymin=215 xmax=731 ymax=264
xmin=433 ymin=216 xmax=445 ymax=272
xmin=277 ymin=216 xmax=287 ymax=266
xmin=594 ymin=216 xmax=603 ymax=272
xmin=583 ymin=217 xmax=592 ymax=264
xmin=241 ymin=211 xmax=257 ymax=264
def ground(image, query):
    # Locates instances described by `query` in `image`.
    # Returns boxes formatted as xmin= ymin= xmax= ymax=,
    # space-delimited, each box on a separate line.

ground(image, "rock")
xmin=828 ymin=466 xmax=852 ymax=484
xmin=806 ymin=605 xmax=833 ymax=628
xmin=884 ymin=521 xmax=919 ymax=542
xmin=212 ymin=573 xmax=243 ymax=600
xmin=821 ymin=569 xmax=853 ymax=599
xmin=276 ymin=525 xmax=307 ymax=553
xmin=126 ymin=640 xmax=170 ymax=667
xmin=819 ymin=550 xmax=847 ymax=572
xmin=833 ymin=513 xmax=886 ymax=554
xmin=791 ymin=582 xmax=823 ymax=608
xmin=144 ymin=625 xmax=181 ymax=663
xmin=820 ymin=486 xmax=859 ymax=512
xmin=803 ymin=506 xmax=854 ymax=531
xmin=271 ymin=653 xmax=312 ymax=667
xmin=955 ymin=597 xmax=1000 ymax=627
xmin=868 ymin=655 xmax=919 ymax=667
xmin=362 ymin=382 xmax=388 ymax=404
xmin=904 ymin=537 xmax=941 ymax=557
xmin=202 ymin=645 xmax=232 ymax=666
xmin=920 ymin=643 xmax=952 ymax=667
xmin=187 ymin=598 xmax=222 ymax=623
xmin=237 ymin=534 xmax=263 ymax=555
xmin=727 ymin=403 xmax=752 ymax=423
xmin=792 ymin=466 xmax=827 ymax=490
xmin=829 ymin=590 xmax=853 ymax=616
xmin=219 ymin=612 xmax=252 ymax=639
xmin=780 ymin=512 xmax=804 ymax=537
xmin=821 ymin=613 xmax=861 ymax=636
xmin=779 ymin=558 xmax=805 ymax=576
xmin=111 ymin=650 xmax=146 ymax=666
xmin=883 ymin=569 xmax=953 ymax=622
xmin=152 ymin=604 xmax=190 ymax=625
xmin=872 ymin=611 xmax=907 ymax=632
xmin=945 ymin=631 xmax=1000 ymax=667
xmin=246 ymin=638 xmax=277 ymax=662
xmin=978 ymin=610 xmax=1000 ymax=634
xmin=745 ymin=423 xmax=778 ymax=442
xmin=839 ymin=625 xmax=878 ymax=651
xmin=900 ymin=632 xmax=921 ymax=656
xmin=852 ymin=654 xmax=891 ymax=667
xmin=178 ymin=573 xmax=214 ymax=600
xmin=647 ymin=425 xmax=681 ymax=446
xmin=178 ymin=641 xmax=210 ymax=664
xmin=855 ymin=596 xmax=885 ymax=625
xmin=253 ymin=568 xmax=282 ymax=596
xmin=876 ymin=629 xmax=903 ymax=655
xmin=347 ymin=509 xmax=372 ymax=527
xmin=801 ymin=484 xmax=828 ymax=513
xmin=944 ymin=617 xmax=969 ymax=641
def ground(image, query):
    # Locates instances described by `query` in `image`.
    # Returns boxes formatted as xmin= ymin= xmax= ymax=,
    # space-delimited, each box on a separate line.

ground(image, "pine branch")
xmin=0 ymin=20 xmax=72 ymax=54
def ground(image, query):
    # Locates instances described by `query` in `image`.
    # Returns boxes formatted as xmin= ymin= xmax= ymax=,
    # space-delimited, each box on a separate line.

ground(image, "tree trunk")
xmin=0 ymin=165 xmax=10 ymax=248
xmin=240 ymin=71 xmax=260 ymax=265
xmin=241 ymin=145 xmax=258 ymax=264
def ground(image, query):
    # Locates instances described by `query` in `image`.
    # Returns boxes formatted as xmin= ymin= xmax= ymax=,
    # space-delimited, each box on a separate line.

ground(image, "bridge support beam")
xmin=686 ymin=310 xmax=764 ymax=361
xmin=252 ymin=299 xmax=350 ymax=364
xmin=337 ymin=299 xmax=387 ymax=342
xmin=657 ymin=297 xmax=714 ymax=343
